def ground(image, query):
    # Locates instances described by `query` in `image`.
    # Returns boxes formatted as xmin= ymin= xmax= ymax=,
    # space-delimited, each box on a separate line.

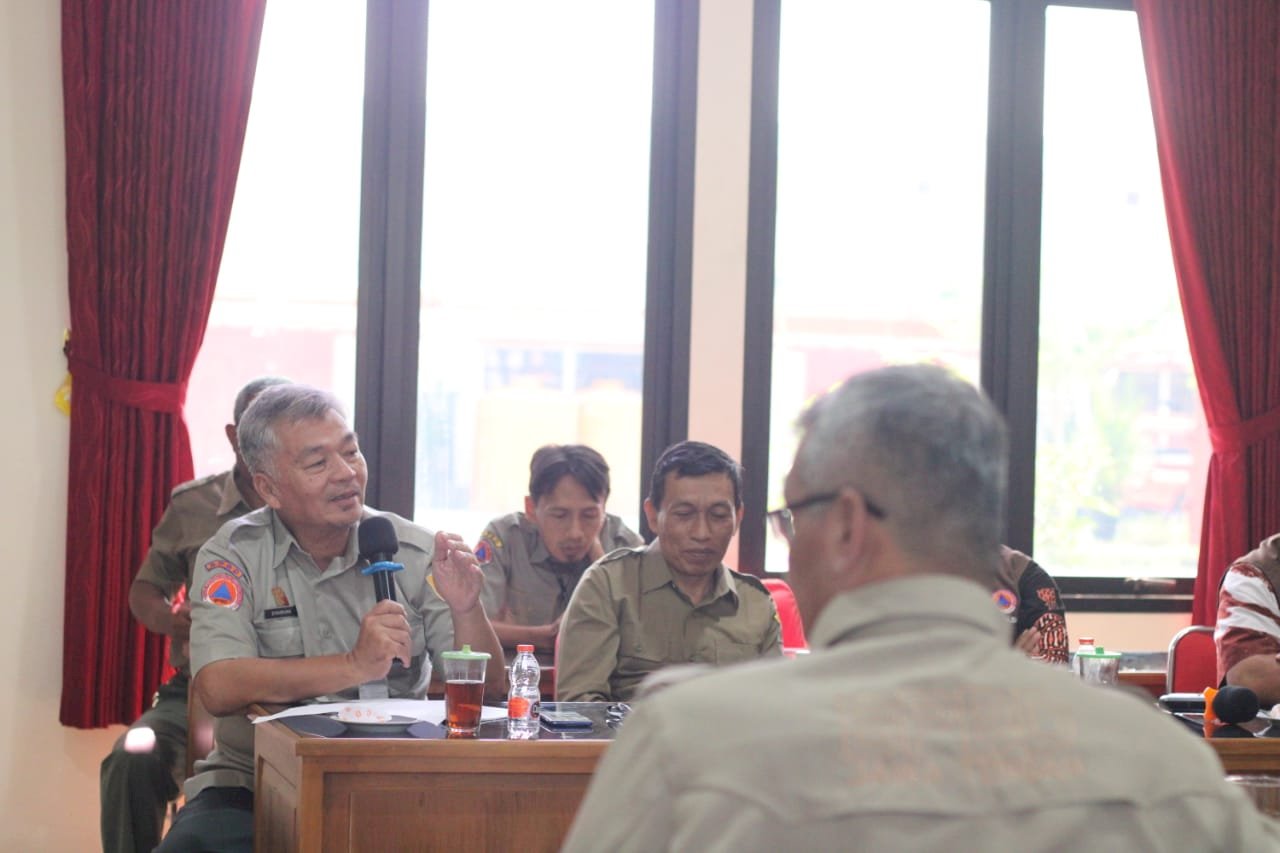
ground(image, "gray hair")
xmin=232 ymin=376 xmax=292 ymax=424
xmin=237 ymin=384 xmax=348 ymax=476
xmin=791 ymin=364 xmax=1008 ymax=584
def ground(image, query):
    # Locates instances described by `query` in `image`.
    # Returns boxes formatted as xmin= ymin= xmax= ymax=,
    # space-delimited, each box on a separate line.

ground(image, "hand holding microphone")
xmin=356 ymin=516 xmax=407 ymax=695
xmin=351 ymin=599 xmax=412 ymax=678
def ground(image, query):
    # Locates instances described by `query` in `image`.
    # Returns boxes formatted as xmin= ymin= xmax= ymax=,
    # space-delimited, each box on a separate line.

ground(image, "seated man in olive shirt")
xmin=477 ymin=444 xmax=642 ymax=658
xmin=556 ymin=440 xmax=781 ymax=702
xmin=157 ymin=384 xmax=503 ymax=853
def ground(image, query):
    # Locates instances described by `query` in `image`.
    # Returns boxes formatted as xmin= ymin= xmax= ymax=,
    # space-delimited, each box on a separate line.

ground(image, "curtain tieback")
xmin=1209 ymin=405 xmax=1280 ymax=454
xmin=68 ymin=356 xmax=187 ymax=414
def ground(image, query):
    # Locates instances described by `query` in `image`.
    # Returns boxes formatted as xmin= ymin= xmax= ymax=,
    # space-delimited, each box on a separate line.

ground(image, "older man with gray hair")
xmin=157 ymin=383 xmax=504 ymax=853
xmin=564 ymin=364 xmax=1280 ymax=852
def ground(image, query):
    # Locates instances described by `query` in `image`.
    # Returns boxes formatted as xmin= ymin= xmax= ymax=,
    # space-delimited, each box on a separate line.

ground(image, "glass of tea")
xmin=441 ymin=645 xmax=490 ymax=736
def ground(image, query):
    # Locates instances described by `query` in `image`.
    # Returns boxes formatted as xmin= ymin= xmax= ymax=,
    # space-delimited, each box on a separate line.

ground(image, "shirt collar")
xmin=519 ymin=512 xmax=552 ymax=565
xmin=809 ymin=574 xmax=1007 ymax=649
xmin=640 ymin=539 xmax=738 ymax=604
xmin=216 ymin=469 xmax=250 ymax=517
xmin=267 ymin=506 xmax=362 ymax=575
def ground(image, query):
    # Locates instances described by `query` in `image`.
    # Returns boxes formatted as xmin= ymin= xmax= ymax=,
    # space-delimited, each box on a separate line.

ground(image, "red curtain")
xmin=1135 ymin=0 xmax=1280 ymax=625
xmin=60 ymin=0 xmax=266 ymax=728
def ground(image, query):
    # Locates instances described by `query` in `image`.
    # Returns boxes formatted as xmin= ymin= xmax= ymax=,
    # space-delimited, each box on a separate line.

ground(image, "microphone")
xmin=1211 ymin=685 xmax=1260 ymax=725
xmin=357 ymin=516 xmax=407 ymax=698
xmin=359 ymin=516 xmax=404 ymax=602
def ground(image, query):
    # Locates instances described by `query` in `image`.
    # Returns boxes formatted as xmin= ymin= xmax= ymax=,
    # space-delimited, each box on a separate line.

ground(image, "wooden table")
xmin=1118 ymin=669 xmax=1166 ymax=699
xmin=1207 ymin=736 xmax=1280 ymax=775
xmin=1167 ymin=711 xmax=1280 ymax=775
xmin=254 ymin=709 xmax=612 ymax=852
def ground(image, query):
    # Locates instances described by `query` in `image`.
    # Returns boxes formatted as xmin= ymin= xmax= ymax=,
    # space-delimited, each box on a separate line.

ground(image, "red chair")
xmin=761 ymin=577 xmax=808 ymax=651
xmin=1166 ymin=624 xmax=1216 ymax=694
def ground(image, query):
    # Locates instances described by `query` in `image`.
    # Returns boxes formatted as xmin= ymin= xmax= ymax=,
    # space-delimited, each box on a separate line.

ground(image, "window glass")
xmin=1036 ymin=6 xmax=1207 ymax=578
xmin=767 ymin=0 xmax=990 ymax=572
xmin=188 ymin=1 xmax=364 ymax=476
xmin=415 ymin=2 xmax=654 ymax=539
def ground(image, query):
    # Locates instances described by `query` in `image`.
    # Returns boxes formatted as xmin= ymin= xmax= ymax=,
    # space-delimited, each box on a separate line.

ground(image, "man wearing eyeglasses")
xmin=555 ymin=440 xmax=781 ymax=702
xmin=564 ymin=365 xmax=1280 ymax=852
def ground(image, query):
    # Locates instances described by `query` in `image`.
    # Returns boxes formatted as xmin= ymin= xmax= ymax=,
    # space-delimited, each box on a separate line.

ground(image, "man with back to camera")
xmin=1215 ymin=533 xmax=1280 ymax=706
xmin=477 ymin=444 xmax=643 ymax=659
xmin=555 ymin=440 xmax=781 ymax=703
xmin=564 ymin=365 xmax=1280 ymax=852
xmin=155 ymin=384 xmax=504 ymax=853
xmin=100 ymin=376 xmax=289 ymax=853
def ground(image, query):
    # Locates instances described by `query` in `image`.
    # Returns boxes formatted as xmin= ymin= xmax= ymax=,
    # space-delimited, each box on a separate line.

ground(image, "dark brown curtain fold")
xmin=60 ymin=0 xmax=266 ymax=727
xmin=1134 ymin=0 xmax=1280 ymax=624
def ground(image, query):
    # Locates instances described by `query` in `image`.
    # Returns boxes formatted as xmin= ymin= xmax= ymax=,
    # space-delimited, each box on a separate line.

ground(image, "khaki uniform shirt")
xmin=564 ymin=575 xmax=1280 ymax=852
xmin=555 ymin=541 xmax=782 ymax=702
xmin=184 ymin=507 xmax=455 ymax=797
xmin=133 ymin=470 xmax=252 ymax=673
xmin=477 ymin=511 xmax=643 ymax=627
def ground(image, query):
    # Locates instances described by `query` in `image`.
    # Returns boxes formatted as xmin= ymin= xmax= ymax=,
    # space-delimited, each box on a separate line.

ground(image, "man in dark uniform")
xmin=100 ymin=376 xmax=288 ymax=853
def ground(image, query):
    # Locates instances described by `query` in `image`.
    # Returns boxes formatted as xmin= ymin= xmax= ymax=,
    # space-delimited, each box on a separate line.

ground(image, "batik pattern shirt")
xmin=1216 ymin=562 xmax=1280 ymax=682
xmin=1016 ymin=561 xmax=1069 ymax=664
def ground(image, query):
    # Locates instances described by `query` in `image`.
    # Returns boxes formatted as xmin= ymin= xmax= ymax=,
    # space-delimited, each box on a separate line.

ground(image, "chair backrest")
xmin=761 ymin=577 xmax=808 ymax=651
xmin=1166 ymin=624 xmax=1216 ymax=694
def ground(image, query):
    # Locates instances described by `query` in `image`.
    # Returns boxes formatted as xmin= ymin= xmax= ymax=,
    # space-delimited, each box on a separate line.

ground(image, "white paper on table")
xmin=251 ymin=698 xmax=507 ymax=725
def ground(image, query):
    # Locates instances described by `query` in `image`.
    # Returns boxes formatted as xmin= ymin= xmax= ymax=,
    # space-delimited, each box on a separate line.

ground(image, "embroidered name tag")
xmin=264 ymin=605 xmax=299 ymax=619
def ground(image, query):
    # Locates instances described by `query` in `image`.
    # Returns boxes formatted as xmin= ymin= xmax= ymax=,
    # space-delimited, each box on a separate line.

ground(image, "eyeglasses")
xmin=766 ymin=488 xmax=887 ymax=543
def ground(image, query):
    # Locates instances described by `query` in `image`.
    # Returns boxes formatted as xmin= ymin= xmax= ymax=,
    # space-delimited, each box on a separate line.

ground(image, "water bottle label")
xmin=509 ymin=697 xmax=531 ymax=719
xmin=529 ymin=699 xmax=540 ymax=721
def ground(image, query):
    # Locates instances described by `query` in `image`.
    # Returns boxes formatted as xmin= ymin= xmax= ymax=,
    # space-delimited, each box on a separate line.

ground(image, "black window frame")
xmin=739 ymin=0 xmax=1191 ymax=612
xmin=352 ymin=0 xmax=697 ymax=531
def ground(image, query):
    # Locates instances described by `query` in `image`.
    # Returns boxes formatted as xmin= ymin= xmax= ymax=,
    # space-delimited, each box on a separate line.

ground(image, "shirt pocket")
xmin=254 ymin=618 xmax=304 ymax=659
xmin=709 ymin=622 xmax=765 ymax=665
xmin=616 ymin=609 xmax=669 ymax=676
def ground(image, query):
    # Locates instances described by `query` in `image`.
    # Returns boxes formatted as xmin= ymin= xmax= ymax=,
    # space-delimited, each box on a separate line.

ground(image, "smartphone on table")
xmin=540 ymin=709 xmax=594 ymax=731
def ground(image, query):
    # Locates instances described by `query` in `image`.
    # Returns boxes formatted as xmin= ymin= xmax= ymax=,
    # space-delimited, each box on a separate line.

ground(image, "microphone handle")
xmin=366 ymin=559 xmax=406 ymax=678
xmin=373 ymin=571 xmax=397 ymax=603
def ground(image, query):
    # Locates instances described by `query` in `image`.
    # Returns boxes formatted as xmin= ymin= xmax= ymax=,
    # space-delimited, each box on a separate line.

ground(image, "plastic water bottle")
xmin=1072 ymin=637 xmax=1096 ymax=679
xmin=507 ymin=644 xmax=541 ymax=739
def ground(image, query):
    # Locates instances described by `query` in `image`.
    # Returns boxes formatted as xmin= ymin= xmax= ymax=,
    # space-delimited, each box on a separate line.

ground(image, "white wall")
xmin=688 ymin=0 xmax=752 ymax=455
xmin=1069 ymin=611 xmax=1190 ymax=658
xmin=0 ymin=2 xmax=123 ymax=848
xmin=688 ymin=0 xmax=754 ymax=568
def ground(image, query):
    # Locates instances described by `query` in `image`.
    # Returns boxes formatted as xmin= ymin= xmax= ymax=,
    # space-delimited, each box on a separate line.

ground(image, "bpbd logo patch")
xmin=203 ymin=575 xmax=244 ymax=610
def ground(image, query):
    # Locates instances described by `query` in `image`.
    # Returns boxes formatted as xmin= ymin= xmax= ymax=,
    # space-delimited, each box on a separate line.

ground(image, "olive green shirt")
xmin=133 ymin=470 xmax=252 ymax=673
xmin=185 ymin=507 xmax=456 ymax=797
xmin=564 ymin=575 xmax=1280 ymax=852
xmin=477 ymin=511 xmax=643 ymax=627
xmin=555 ymin=541 xmax=782 ymax=702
